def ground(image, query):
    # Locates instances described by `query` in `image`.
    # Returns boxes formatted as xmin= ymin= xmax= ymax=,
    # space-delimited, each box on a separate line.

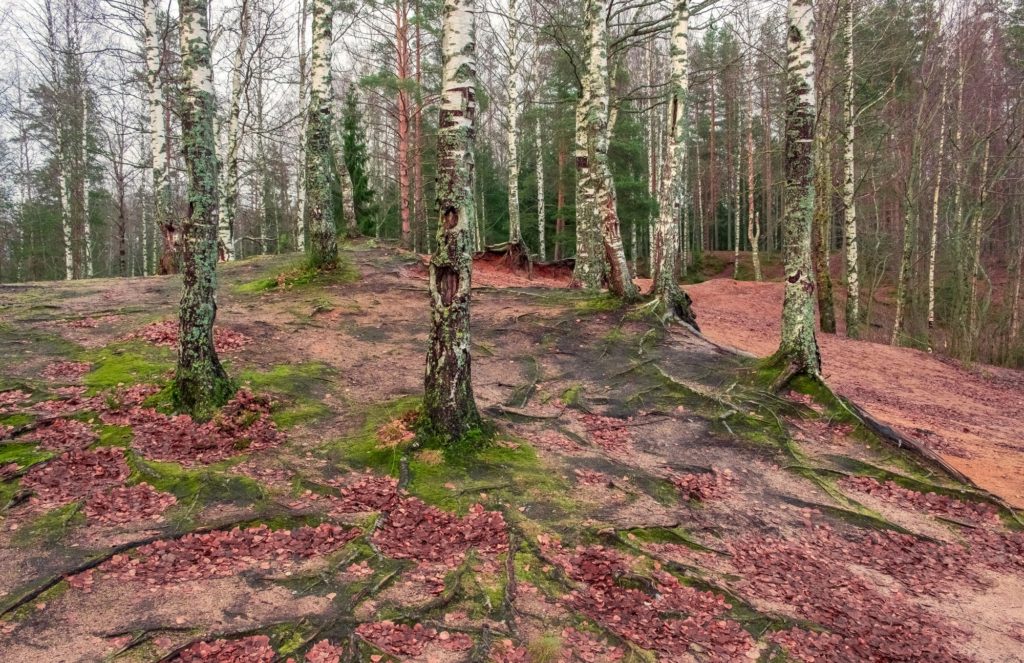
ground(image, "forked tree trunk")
xmin=774 ymin=0 xmax=821 ymax=380
xmin=305 ymin=0 xmax=338 ymax=269
xmin=220 ymin=0 xmax=251 ymax=262
xmin=842 ymin=0 xmax=860 ymax=337
xmin=423 ymin=0 xmax=481 ymax=440
xmin=174 ymin=0 xmax=232 ymax=418
xmin=650 ymin=0 xmax=696 ymax=325
xmin=584 ymin=0 xmax=637 ymax=301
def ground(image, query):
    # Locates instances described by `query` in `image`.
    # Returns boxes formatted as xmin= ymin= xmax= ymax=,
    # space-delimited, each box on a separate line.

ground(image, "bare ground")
xmin=0 ymin=243 xmax=1021 ymax=662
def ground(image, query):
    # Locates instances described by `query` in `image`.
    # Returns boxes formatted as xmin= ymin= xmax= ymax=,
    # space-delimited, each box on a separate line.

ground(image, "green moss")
xmin=16 ymin=502 xmax=84 ymax=544
xmin=82 ymin=343 xmax=174 ymax=392
xmin=95 ymin=424 xmax=133 ymax=448
xmin=0 ymin=443 xmax=53 ymax=471
xmin=560 ymin=384 xmax=583 ymax=407
xmin=126 ymin=453 xmax=265 ymax=523
xmin=239 ymin=363 xmax=335 ymax=428
xmin=0 ymin=413 xmax=33 ymax=428
xmin=234 ymin=257 xmax=359 ymax=295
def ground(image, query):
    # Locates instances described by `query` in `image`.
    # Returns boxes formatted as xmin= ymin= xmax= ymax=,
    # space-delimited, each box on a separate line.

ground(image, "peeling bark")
xmin=650 ymin=0 xmax=696 ymax=326
xmin=584 ymin=0 xmax=637 ymax=302
xmin=424 ymin=0 xmax=481 ymax=440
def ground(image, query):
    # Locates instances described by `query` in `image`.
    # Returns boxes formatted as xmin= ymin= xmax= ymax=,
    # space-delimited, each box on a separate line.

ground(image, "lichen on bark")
xmin=173 ymin=0 xmax=234 ymax=419
xmin=305 ymin=0 xmax=339 ymax=270
xmin=770 ymin=0 xmax=821 ymax=386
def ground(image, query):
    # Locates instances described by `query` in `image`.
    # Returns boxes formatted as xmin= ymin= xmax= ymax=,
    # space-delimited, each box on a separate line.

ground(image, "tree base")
xmin=172 ymin=365 xmax=235 ymax=421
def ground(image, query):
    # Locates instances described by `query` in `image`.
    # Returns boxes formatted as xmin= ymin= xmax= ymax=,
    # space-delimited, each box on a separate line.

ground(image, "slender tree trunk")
xmin=506 ymin=0 xmax=522 ymax=246
xmin=296 ymin=0 xmax=309 ymax=252
xmin=927 ymin=68 xmax=948 ymax=339
xmin=842 ymin=0 xmax=860 ymax=337
xmin=220 ymin=0 xmax=251 ymax=262
xmin=414 ymin=0 xmax=427 ymax=252
xmin=1010 ymin=215 xmax=1023 ymax=341
xmin=424 ymin=0 xmax=480 ymax=439
xmin=334 ymin=100 xmax=359 ymax=238
xmin=650 ymin=0 xmax=696 ymax=325
xmin=535 ymin=116 xmax=545 ymax=261
xmin=396 ymin=0 xmax=413 ymax=249
xmin=305 ymin=0 xmax=338 ymax=269
xmin=555 ymin=143 xmax=566 ymax=261
xmin=812 ymin=82 xmax=836 ymax=333
xmin=746 ymin=85 xmax=761 ymax=282
xmin=585 ymin=0 xmax=637 ymax=301
xmin=174 ymin=0 xmax=232 ymax=418
xmin=81 ymin=94 xmax=92 ymax=278
xmin=892 ymin=95 xmax=930 ymax=346
xmin=774 ymin=0 xmax=821 ymax=380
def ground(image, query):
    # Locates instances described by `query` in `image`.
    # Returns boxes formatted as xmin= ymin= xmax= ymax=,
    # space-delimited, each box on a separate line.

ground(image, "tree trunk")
xmin=650 ymin=0 xmax=696 ymax=325
xmin=927 ymin=68 xmax=948 ymax=340
xmin=842 ymin=0 xmax=860 ymax=338
xmin=774 ymin=0 xmax=821 ymax=380
xmin=555 ymin=143 xmax=566 ymax=261
xmin=305 ymin=0 xmax=338 ymax=269
xmin=571 ymin=64 xmax=603 ymax=288
xmin=585 ymin=0 xmax=638 ymax=301
xmin=424 ymin=0 xmax=480 ymax=440
xmin=812 ymin=83 xmax=836 ymax=333
xmin=396 ymin=0 xmax=413 ymax=249
xmin=535 ymin=116 xmax=545 ymax=262
xmin=746 ymin=84 xmax=761 ymax=282
xmin=174 ymin=0 xmax=233 ymax=418
xmin=296 ymin=0 xmax=309 ymax=252
xmin=506 ymin=0 xmax=522 ymax=246
xmin=145 ymin=0 xmax=173 ymax=276
xmin=220 ymin=0 xmax=251 ymax=262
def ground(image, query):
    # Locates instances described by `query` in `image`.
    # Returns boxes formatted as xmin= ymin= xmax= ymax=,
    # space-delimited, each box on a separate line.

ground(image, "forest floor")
xmin=1 ymin=241 xmax=1022 ymax=663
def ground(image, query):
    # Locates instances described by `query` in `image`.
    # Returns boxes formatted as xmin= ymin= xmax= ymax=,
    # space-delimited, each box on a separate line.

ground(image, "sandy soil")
xmin=686 ymin=278 xmax=1024 ymax=508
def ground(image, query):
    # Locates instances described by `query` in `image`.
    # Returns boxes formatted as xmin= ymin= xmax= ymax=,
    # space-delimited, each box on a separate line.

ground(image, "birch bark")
xmin=220 ymin=0 xmax=251 ymax=261
xmin=650 ymin=0 xmax=696 ymax=325
xmin=842 ymin=0 xmax=860 ymax=337
xmin=535 ymin=116 xmax=545 ymax=261
xmin=174 ymin=0 xmax=233 ymax=418
xmin=424 ymin=0 xmax=481 ymax=439
xmin=774 ymin=0 xmax=821 ymax=380
xmin=305 ymin=0 xmax=338 ymax=268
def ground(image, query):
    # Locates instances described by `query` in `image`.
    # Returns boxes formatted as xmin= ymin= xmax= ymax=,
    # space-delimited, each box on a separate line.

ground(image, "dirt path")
xmin=687 ymin=278 xmax=1024 ymax=508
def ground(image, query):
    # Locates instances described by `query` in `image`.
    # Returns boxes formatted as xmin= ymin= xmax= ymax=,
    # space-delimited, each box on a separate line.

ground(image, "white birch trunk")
xmin=220 ymin=0 xmax=250 ymax=261
xmin=305 ymin=0 xmax=338 ymax=268
xmin=776 ymin=0 xmax=820 ymax=378
xmin=650 ymin=0 xmax=695 ymax=325
xmin=842 ymin=0 xmax=860 ymax=337
xmin=296 ymin=0 xmax=309 ymax=252
xmin=927 ymin=69 xmax=948 ymax=336
xmin=81 ymin=95 xmax=92 ymax=278
xmin=535 ymin=116 xmax=545 ymax=261
xmin=424 ymin=0 xmax=480 ymax=437
xmin=144 ymin=0 xmax=174 ymax=274
xmin=506 ymin=0 xmax=521 ymax=245
xmin=584 ymin=0 xmax=637 ymax=301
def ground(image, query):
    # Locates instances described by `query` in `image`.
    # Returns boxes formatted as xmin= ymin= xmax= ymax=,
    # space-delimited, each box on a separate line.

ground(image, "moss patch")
xmin=82 ymin=343 xmax=173 ymax=392
xmin=234 ymin=257 xmax=359 ymax=295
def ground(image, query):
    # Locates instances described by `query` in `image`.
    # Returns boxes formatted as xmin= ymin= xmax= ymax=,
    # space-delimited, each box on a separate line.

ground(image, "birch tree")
xmin=424 ymin=0 xmax=481 ymax=439
xmin=583 ymin=0 xmax=637 ymax=301
xmin=649 ymin=0 xmax=697 ymax=326
xmin=535 ymin=116 xmax=545 ymax=261
xmin=174 ymin=0 xmax=233 ymax=418
xmin=305 ymin=0 xmax=338 ymax=269
xmin=772 ymin=0 xmax=820 ymax=382
xmin=220 ymin=0 xmax=252 ymax=262
xmin=841 ymin=0 xmax=860 ymax=337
